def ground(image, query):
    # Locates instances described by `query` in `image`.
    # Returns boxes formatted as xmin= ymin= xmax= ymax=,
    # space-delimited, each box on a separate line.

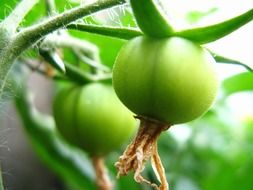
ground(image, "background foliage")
xmin=0 ymin=0 xmax=253 ymax=190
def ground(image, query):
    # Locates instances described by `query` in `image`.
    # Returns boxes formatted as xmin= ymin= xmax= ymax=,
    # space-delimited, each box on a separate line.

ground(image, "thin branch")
xmin=64 ymin=62 xmax=111 ymax=84
xmin=1 ymin=0 xmax=39 ymax=33
xmin=73 ymin=49 xmax=109 ymax=72
xmin=67 ymin=23 xmax=143 ymax=40
xmin=41 ymin=32 xmax=110 ymax=71
xmin=41 ymin=32 xmax=98 ymax=59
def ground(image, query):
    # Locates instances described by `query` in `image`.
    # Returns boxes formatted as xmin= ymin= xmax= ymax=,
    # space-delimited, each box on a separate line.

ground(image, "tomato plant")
xmin=0 ymin=0 xmax=253 ymax=190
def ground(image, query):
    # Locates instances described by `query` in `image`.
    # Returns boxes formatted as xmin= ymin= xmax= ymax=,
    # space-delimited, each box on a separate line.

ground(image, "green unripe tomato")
xmin=113 ymin=36 xmax=219 ymax=124
xmin=53 ymin=83 xmax=137 ymax=156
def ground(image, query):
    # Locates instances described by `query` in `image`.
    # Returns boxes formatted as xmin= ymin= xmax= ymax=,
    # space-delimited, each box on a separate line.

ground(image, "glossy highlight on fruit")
xmin=53 ymin=83 xmax=137 ymax=156
xmin=113 ymin=36 xmax=219 ymax=124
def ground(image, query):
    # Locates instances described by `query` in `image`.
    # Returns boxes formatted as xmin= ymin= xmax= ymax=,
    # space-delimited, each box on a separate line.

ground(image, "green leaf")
xmin=222 ymin=72 xmax=253 ymax=96
xmin=15 ymin=86 xmax=97 ymax=190
xmin=130 ymin=0 xmax=174 ymax=38
xmin=175 ymin=8 xmax=253 ymax=44
xmin=212 ymin=53 xmax=253 ymax=72
xmin=21 ymin=1 xmax=46 ymax=27
xmin=185 ymin=7 xmax=218 ymax=24
xmin=67 ymin=24 xmax=142 ymax=40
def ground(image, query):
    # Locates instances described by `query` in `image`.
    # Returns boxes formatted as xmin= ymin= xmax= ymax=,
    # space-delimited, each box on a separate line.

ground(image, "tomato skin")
xmin=112 ymin=36 xmax=219 ymax=124
xmin=53 ymin=83 xmax=137 ymax=156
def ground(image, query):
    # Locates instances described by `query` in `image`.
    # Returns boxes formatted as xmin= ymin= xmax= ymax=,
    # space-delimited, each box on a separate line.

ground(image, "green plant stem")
xmin=1 ymin=0 xmax=39 ymax=34
xmin=63 ymin=62 xmax=93 ymax=84
xmin=73 ymin=49 xmax=109 ymax=72
xmin=67 ymin=24 xmax=143 ymax=40
xmin=64 ymin=62 xmax=111 ymax=84
xmin=175 ymin=8 xmax=253 ymax=44
xmin=130 ymin=0 xmax=174 ymax=38
xmin=0 ymin=0 xmax=125 ymax=103
xmin=0 ymin=164 xmax=4 ymax=190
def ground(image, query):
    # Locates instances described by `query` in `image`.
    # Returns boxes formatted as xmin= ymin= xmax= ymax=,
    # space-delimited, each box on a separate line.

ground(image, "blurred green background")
xmin=0 ymin=0 xmax=253 ymax=190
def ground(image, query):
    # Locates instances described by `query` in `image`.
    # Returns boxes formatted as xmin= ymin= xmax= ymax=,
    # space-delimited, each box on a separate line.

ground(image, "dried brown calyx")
xmin=115 ymin=115 xmax=171 ymax=190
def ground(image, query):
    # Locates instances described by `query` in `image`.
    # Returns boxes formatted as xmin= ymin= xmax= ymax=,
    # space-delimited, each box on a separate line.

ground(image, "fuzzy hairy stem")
xmin=1 ymin=0 xmax=39 ymax=33
xmin=115 ymin=116 xmax=170 ymax=190
xmin=0 ymin=40 xmax=21 ymax=103
xmin=92 ymin=156 xmax=113 ymax=190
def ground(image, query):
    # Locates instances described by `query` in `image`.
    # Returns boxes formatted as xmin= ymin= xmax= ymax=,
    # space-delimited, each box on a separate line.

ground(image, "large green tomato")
xmin=113 ymin=36 xmax=219 ymax=124
xmin=53 ymin=83 xmax=137 ymax=156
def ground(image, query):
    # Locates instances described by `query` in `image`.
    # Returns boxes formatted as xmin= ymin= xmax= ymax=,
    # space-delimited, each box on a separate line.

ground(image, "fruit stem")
xmin=115 ymin=116 xmax=170 ymax=190
xmin=92 ymin=156 xmax=113 ymax=190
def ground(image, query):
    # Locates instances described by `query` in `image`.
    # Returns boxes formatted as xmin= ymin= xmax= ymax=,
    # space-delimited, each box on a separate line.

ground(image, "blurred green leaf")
xmin=15 ymin=85 xmax=97 ymax=190
xmin=70 ymin=30 xmax=125 ymax=68
xmin=55 ymin=0 xmax=79 ymax=13
xmin=0 ymin=0 xmax=18 ymax=21
xmin=185 ymin=7 xmax=218 ymax=24
xmin=22 ymin=1 xmax=46 ymax=26
xmin=243 ymin=118 xmax=253 ymax=143
xmin=222 ymin=72 xmax=253 ymax=96
xmin=117 ymin=8 xmax=137 ymax=27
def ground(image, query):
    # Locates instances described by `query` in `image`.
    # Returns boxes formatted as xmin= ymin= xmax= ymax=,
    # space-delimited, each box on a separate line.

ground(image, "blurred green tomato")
xmin=53 ymin=83 xmax=137 ymax=156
